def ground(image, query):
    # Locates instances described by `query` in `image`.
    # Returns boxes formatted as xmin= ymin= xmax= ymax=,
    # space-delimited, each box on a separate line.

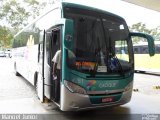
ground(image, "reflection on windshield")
xmin=64 ymin=7 xmax=133 ymax=74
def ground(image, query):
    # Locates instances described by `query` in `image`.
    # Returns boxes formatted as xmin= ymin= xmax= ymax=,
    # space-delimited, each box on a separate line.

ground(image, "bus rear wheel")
xmin=14 ymin=62 xmax=20 ymax=76
xmin=35 ymin=80 xmax=40 ymax=100
xmin=34 ymin=73 xmax=40 ymax=100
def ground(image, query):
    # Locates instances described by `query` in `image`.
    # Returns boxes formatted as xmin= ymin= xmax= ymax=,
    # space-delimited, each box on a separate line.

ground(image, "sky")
xmin=60 ymin=0 xmax=160 ymax=28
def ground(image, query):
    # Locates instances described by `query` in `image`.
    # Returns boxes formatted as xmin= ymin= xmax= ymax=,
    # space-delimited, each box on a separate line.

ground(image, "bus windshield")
xmin=64 ymin=7 xmax=134 ymax=74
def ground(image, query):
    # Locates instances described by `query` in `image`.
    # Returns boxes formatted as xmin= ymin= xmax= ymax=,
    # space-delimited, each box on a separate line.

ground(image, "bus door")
xmin=37 ymin=30 xmax=45 ymax=102
xmin=44 ymin=27 xmax=61 ymax=101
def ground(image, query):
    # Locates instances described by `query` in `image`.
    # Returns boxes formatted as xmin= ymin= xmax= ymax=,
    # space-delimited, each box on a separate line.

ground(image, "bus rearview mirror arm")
xmin=129 ymin=32 xmax=155 ymax=56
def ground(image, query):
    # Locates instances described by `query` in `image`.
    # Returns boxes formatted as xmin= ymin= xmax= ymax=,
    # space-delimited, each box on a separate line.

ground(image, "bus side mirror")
xmin=129 ymin=32 xmax=155 ymax=56
xmin=64 ymin=19 xmax=74 ymax=50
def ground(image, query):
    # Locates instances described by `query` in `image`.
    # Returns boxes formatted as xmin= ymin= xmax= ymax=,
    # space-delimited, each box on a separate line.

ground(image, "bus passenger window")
xmin=45 ymin=28 xmax=61 ymax=66
xmin=46 ymin=32 xmax=52 ymax=66
xmin=142 ymin=47 xmax=148 ymax=54
xmin=134 ymin=48 xmax=138 ymax=54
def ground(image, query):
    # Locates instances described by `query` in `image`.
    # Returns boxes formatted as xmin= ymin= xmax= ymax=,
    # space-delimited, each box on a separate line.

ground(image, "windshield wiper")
xmin=99 ymin=17 xmax=112 ymax=73
xmin=90 ymin=38 xmax=101 ymax=77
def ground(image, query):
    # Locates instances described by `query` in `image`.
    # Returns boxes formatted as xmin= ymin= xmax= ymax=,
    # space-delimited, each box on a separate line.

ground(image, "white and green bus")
xmin=133 ymin=41 xmax=160 ymax=73
xmin=12 ymin=1 xmax=155 ymax=111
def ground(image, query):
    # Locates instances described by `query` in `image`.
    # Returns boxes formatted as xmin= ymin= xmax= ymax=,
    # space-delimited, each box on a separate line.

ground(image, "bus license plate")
xmin=102 ymin=97 xmax=113 ymax=103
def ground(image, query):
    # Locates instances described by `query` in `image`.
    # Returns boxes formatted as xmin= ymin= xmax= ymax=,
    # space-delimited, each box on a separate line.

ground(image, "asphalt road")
xmin=0 ymin=57 xmax=160 ymax=120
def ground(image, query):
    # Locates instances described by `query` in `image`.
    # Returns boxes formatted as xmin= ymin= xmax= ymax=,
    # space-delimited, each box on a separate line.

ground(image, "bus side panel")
xmin=13 ymin=45 xmax=39 ymax=86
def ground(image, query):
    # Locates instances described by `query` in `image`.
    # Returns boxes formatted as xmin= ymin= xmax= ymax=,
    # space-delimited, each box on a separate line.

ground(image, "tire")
xmin=34 ymin=72 xmax=38 ymax=86
xmin=35 ymin=80 xmax=38 ymax=95
xmin=35 ymin=73 xmax=40 ymax=100
xmin=15 ymin=72 xmax=20 ymax=76
xmin=14 ymin=62 xmax=20 ymax=76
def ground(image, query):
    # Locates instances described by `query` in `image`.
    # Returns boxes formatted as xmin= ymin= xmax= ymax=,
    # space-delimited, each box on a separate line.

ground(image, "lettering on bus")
xmin=99 ymin=82 xmax=117 ymax=88
xmin=75 ymin=61 xmax=95 ymax=70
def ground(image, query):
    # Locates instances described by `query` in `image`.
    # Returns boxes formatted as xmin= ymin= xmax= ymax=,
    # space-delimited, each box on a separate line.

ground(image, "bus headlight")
xmin=124 ymin=82 xmax=133 ymax=92
xmin=64 ymin=80 xmax=87 ymax=95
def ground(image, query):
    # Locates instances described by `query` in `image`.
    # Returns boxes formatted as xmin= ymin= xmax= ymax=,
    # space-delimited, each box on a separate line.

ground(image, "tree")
xmin=129 ymin=22 xmax=160 ymax=43
xmin=150 ymin=26 xmax=160 ymax=41
xmin=0 ymin=26 xmax=13 ymax=48
xmin=0 ymin=0 xmax=47 ymax=48
xmin=0 ymin=0 xmax=46 ymax=31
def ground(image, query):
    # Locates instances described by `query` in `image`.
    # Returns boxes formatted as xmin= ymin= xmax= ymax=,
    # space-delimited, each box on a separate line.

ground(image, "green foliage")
xmin=0 ymin=0 xmax=47 ymax=48
xmin=129 ymin=22 xmax=152 ymax=33
xmin=0 ymin=0 xmax=46 ymax=30
xmin=23 ymin=0 xmax=47 ymax=19
xmin=0 ymin=26 xmax=13 ymax=48
xmin=151 ymin=26 xmax=160 ymax=40
xmin=129 ymin=22 xmax=160 ymax=43
xmin=0 ymin=0 xmax=28 ymax=30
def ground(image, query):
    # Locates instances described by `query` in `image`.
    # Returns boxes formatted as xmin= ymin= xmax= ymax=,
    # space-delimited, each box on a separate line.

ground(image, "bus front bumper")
xmin=60 ymin=84 xmax=133 ymax=111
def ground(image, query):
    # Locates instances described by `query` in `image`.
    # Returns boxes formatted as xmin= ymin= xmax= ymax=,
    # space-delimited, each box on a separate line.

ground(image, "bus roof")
xmin=62 ymin=1 xmax=126 ymax=22
xmin=14 ymin=1 xmax=126 ymax=38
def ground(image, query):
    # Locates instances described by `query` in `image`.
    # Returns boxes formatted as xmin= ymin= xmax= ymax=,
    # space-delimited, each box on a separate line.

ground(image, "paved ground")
xmin=0 ymin=57 xmax=160 ymax=120
xmin=134 ymin=73 xmax=160 ymax=95
xmin=0 ymin=57 xmax=49 ymax=113
xmin=0 ymin=58 xmax=35 ymax=101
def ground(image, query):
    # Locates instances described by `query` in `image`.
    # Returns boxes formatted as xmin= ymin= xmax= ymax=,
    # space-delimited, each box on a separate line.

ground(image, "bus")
xmin=12 ymin=1 xmax=155 ymax=111
xmin=133 ymin=41 xmax=160 ymax=73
